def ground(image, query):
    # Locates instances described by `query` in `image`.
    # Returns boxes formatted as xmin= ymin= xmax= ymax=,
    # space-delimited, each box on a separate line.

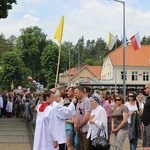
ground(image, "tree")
xmin=0 ymin=0 xmax=17 ymax=19
xmin=61 ymin=41 xmax=75 ymax=68
xmin=41 ymin=43 xmax=59 ymax=89
xmin=141 ymin=36 xmax=150 ymax=45
xmin=0 ymin=34 xmax=15 ymax=59
xmin=7 ymin=35 xmax=17 ymax=51
xmin=74 ymin=36 xmax=85 ymax=65
xmin=15 ymin=26 xmax=47 ymax=82
xmin=0 ymin=51 xmax=29 ymax=90
xmin=85 ymin=39 xmax=96 ymax=58
xmin=41 ymin=41 xmax=67 ymax=89
xmin=83 ymin=38 xmax=110 ymax=65
xmin=84 ymin=58 xmax=94 ymax=65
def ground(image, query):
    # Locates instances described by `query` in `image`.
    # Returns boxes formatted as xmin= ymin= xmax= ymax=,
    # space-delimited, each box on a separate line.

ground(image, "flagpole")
xmin=111 ymin=0 xmax=126 ymax=100
xmin=54 ymin=16 xmax=64 ymax=88
xmin=114 ymin=37 xmax=118 ymax=93
xmin=122 ymin=1 xmax=126 ymax=100
xmin=55 ymin=45 xmax=61 ymax=88
xmin=68 ymin=44 xmax=71 ymax=87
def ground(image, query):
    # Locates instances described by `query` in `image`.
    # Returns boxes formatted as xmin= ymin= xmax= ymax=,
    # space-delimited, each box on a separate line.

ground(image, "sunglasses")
xmin=115 ymin=98 xmax=121 ymax=101
xmin=79 ymin=108 xmax=83 ymax=115
xmin=128 ymin=95 xmax=134 ymax=98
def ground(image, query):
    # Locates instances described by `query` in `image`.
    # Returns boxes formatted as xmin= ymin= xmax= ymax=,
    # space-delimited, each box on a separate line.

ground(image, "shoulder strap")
xmin=136 ymin=100 xmax=140 ymax=111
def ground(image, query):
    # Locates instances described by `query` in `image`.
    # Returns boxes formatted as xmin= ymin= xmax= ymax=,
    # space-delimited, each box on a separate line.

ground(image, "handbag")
xmin=91 ymin=126 xmax=110 ymax=150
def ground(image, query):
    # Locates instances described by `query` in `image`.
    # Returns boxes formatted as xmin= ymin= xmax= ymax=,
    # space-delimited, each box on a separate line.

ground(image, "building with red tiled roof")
xmin=59 ymin=44 xmax=150 ymax=93
xmin=110 ymin=44 xmax=150 ymax=67
xmin=100 ymin=44 xmax=150 ymax=92
xmin=59 ymin=65 xmax=102 ymax=86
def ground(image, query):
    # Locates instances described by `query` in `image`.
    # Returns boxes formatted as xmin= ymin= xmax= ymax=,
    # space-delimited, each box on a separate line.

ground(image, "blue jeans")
xmin=73 ymin=132 xmax=80 ymax=150
xmin=128 ymin=124 xmax=138 ymax=150
xmin=130 ymin=140 xmax=137 ymax=150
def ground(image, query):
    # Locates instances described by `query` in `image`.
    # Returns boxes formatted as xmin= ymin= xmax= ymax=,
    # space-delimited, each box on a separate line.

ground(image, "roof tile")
xmin=109 ymin=45 xmax=150 ymax=66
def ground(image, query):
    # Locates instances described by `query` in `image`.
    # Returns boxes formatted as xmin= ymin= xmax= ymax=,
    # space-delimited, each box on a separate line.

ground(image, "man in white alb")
xmin=33 ymin=90 xmax=59 ymax=150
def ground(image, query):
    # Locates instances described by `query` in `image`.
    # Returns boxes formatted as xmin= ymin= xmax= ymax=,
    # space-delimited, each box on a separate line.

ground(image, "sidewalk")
xmin=110 ymin=133 xmax=142 ymax=150
xmin=0 ymin=118 xmax=30 ymax=150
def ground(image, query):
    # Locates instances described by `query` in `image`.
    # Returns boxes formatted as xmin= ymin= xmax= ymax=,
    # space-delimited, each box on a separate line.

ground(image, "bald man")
xmin=142 ymin=82 xmax=150 ymax=150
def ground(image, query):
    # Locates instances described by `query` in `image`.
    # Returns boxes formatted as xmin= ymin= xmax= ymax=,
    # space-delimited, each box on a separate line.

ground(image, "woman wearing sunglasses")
xmin=111 ymin=94 xmax=129 ymax=150
xmin=125 ymin=91 xmax=142 ymax=150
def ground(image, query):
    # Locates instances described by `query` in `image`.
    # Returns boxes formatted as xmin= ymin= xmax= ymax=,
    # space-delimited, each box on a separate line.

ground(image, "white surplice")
xmin=0 ymin=96 xmax=3 ymax=108
xmin=5 ymin=101 xmax=13 ymax=112
xmin=52 ymin=101 xmax=76 ymax=144
xmin=33 ymin=104 xmax=59 ymax=150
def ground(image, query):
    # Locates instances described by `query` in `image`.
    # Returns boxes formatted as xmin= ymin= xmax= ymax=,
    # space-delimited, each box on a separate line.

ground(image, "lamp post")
xmin=68 ymin=44 xmax=71 ymax=87
xmin=78 ymin=47 xmax=80 ymax=85
xmin=109 ymin=0 xmax=126 ymax=99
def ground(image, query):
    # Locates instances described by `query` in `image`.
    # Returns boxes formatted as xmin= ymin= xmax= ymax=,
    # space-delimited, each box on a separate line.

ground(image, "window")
xmin=132 ymin=71 xmax=138 ymax=81
xmin=143 ymin=72 xmax=149 ymax=81
xmin=121 ymin=71 xmax=127 ymax=80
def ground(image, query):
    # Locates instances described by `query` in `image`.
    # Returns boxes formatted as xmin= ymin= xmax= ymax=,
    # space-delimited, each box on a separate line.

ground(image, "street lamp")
xmin=109 ymin=0 xmax=126 ymax=99
xmin=68 ymin=44 xmax=71 ymax=87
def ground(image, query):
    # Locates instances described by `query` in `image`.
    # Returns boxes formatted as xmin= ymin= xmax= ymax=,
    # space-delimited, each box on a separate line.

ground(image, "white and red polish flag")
xmin=130 ymin=32 xmax=141 ymax=50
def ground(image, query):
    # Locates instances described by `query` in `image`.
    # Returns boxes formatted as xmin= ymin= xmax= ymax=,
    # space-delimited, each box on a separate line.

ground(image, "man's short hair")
xmin=68 ymin=86 xmax=75 ymax=92
xmin=75 ymin=86 xmax=85 ymax=93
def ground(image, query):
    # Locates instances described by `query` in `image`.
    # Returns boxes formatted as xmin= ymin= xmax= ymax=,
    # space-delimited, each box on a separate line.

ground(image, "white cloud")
xmin=0 ymin=0 xmax=150 ymax=44
xmin=25 ymin=0 xmax=47 ymax=4
xmin=22 ymin=14 xmax=40 ymax=26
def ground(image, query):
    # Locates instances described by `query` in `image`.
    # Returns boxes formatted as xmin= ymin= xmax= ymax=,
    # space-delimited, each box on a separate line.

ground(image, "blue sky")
xmin=0 ymin=0 xmax=150 ymax=44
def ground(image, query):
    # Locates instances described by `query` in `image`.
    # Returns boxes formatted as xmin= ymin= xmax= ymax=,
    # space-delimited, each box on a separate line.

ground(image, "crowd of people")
xmin=0 ymin=82 xmax=150 ymax=150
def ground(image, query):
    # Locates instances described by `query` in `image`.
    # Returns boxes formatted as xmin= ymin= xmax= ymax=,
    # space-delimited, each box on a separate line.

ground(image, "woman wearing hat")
xmin=86 ymin=94 xmax=108 ymax=149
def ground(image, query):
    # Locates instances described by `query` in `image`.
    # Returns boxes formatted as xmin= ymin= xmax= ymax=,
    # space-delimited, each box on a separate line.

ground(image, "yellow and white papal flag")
xmin=108 ymin=32 xmax=118 ymax=50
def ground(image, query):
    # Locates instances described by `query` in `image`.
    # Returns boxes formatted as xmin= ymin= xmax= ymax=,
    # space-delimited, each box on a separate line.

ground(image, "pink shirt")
xmin=102 ymin=101 xmax=112 ymax=122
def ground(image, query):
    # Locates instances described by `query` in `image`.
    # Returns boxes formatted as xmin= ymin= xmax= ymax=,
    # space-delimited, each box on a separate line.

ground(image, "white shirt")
xmin=52 ymin=101 xmax=76 ymax=144
xmin=125 ymin=101 xmax=140 ymax=123
xmin=87 ymin=105 xmax=108 ymax=140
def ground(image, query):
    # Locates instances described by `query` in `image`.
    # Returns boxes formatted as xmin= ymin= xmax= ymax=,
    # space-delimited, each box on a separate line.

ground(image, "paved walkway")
xmin=0 ymin=118 xmax=31 ymax=150
xmin=110 ymin=133 xmax=143 ymax=150
xmin=0 ymin=117 xmax=143 ymax=150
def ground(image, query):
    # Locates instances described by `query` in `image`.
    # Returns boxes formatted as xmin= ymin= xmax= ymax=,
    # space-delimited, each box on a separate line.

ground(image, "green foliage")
xmin=15 ymin=26 xmax=47 ymax=84
xmin=141 ymin=36 xmax=150 ymax=45
xmin=61 ymin=41 xmax=75 ymax=68
xmin=84 ymin=58 xmax=94 ymax=65
xmin=0 ymin=25 xmax=135 ymax=90
xmin=75 ymin=36 xmax=85 ymax=64
xmin=41 ymin=43 xmax=59 ymax=89
xmin=40 ymin=39 xmax=69 ymax=89
xmin=30 ymin=85 xmax=36 ymax=92
xmin=0 ymin=0 xmax=17 ymax=18
xmin=111 ymin=38 xmax=122 ymax=51
xmin=93 ymin=59 xmax=102 ymax=66
xmin=0 ymin=51 xmax=29 ymax=90
xmin=0 ymin=34 xmax=16 ymax=59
